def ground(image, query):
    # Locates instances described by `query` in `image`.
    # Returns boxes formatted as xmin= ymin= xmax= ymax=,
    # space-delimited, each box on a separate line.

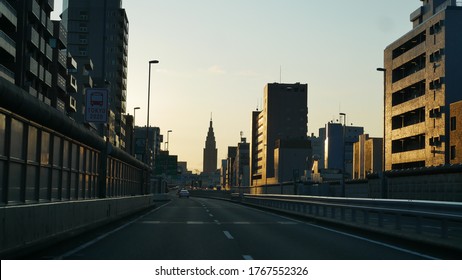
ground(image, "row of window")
xmin=391 ymin=108 xmax=457 ymax=132
xmin=392 ymin=20 xmax=444 ymax=60
xmin=0 ymin=111 xmax=146 ymax=205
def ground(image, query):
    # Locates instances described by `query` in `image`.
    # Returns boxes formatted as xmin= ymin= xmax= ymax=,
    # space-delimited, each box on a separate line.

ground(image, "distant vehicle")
xmin=178 ymin=189 xmax=190 ymax=198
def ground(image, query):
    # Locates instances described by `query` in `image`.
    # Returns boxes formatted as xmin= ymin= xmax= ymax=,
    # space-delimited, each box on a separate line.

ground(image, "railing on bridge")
xmin=191 ymin=189 xmax=462 ymax=252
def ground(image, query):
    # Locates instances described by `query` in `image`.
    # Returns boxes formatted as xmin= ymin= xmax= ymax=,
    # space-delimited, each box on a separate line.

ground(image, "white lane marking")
xmin=209 ymin=214 xmax=214 ymax=217
xmin=56 ymin=201 xmax=172 ymax=259
xmin=278 ymin=221 xmax=297 ymax=225
xmin=223 ymin=231 xmax=234 ymax=240
xmin=187 ymin=221 xmax=204 ymax=224
xmin=142 ymin=221 xmax=161 ymax=224
xmin=233 ymin=222 xmax=251 ymax=225
xmin=252 ymin=207 xmax=439 ymax=260
xmin=214 ymin=220 xmax=221 ymax=225
xmin=242 ymin=255 xmax=253 ymax=260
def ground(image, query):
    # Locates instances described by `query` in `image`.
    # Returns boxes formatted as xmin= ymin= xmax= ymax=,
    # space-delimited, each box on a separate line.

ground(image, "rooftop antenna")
xmin=279 ymin=65 xmax=282 ymax=83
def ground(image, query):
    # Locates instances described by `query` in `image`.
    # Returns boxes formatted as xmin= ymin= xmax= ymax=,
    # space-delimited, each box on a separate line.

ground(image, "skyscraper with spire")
xmin=203 ymin=115 xmax=218 ymax=173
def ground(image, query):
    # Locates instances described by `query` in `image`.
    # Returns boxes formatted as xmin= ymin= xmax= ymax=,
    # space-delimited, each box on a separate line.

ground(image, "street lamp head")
xmin=168 ymin=130 xmax=172 ymax=133
xmin=149 ymin=60 xmax=159 ymax=64
xmin=134 ymin=106 xmax=140 ymax=110
xmin=376 ymin=67 xmax=386 ymax=72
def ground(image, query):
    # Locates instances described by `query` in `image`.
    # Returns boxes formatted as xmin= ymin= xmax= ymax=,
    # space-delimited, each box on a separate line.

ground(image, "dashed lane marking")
xmin=223 ymin=231 xmax=234 ymax=240
xmin=187 ymin=221 xmax=205 ymax=225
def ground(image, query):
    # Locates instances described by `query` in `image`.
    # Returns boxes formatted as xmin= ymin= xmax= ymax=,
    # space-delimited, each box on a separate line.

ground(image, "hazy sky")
xmin=53 ymin=1 xmax=419 ymax=172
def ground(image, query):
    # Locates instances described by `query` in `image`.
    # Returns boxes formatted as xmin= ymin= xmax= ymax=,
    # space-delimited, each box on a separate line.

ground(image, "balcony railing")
xmin=0 ymin=64 xmax=15 ymax=84
xmin=27 ymin=55 xmax=38 ymax=77
xmin=0 ymin=30 xmax=16 ymax=57
xmin=46 ymin=17 xmax=53 ymax=36
xmin=392 ymin=54 xmax=426 ymax=83
xmin=58 ymin=23 xmax=67 ymax=46
xmin=30 ymin=0 xmax=40 ymax=21
xmin=44 ymin=70 xmax=52 ymax=87
xmin=0 ymin=0 xmax=17 ymax=25
xmin=28 ymin=27 xmax=39 ymax=49
xmin=57 ymin=74 xmax=66 ymax=93
xmin=45 ymin=0 xmax=54 ymax=11
xmin=58 ymin=51 xmax=67 ymax=69
xmin=45 ymin=43 xmax=53 ymax=62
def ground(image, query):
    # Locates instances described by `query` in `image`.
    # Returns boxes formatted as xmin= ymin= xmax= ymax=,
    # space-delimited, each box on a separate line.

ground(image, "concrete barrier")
xmin=0 ymin=195 xmax=154 ymax=258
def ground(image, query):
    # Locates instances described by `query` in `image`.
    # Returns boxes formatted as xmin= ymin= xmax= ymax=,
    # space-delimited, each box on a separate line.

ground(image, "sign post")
xmin=85 ymin=88 xmax=109 ymax=123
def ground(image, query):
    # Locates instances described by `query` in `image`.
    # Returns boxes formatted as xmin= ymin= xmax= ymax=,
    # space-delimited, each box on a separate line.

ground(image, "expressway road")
xmin=29 ymin=193 xmax=442 ymax=260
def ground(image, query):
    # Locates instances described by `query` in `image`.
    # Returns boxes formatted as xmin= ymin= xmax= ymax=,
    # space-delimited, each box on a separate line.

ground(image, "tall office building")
xmin=250 ymin=110 xmax=261 ymax=185
xmin=324 ymin=122 xmax=364 ymax=179
xmin=203 ymin=117 xmax=217 ymax=173
xmin=234 ymin=136 xmax=250 ymax=187
xmin=251 ymin=83 xmax=308 ymax=186
xmin=14 ymin=0 xmax=55 ymax=102
xmin=62 ymin=0 xmax=129 ymax=148
xmin=134 ymin=126 xmax=162 ymax=168
xmin=225 ymin=146 xmax=237 ymax=188
xmin=353 ymin=134 xmax=383 ymax=179
xmin=1 ymin=0 xmax=78 ymax=115
xmin=0 ymin=0 xmax=16 ymax=85
xmin=383 ymin=0 xmax=462 ymax=170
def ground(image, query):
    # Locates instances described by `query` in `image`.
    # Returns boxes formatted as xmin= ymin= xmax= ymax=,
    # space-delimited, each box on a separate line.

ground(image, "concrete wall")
xmin=387 ymin=171 xmax=462 ymax=201
xmin=0 ymin=195 xmax=154 ymax=257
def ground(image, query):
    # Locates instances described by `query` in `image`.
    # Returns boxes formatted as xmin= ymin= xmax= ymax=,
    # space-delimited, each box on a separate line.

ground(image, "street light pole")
xmin=133 ymin=106 xmax=140 ymax=125
xmin=377 ymin=67 xmax=387 ymax=198
xmin=166 ymin=129 xmax=172 ymax=152
xmin=132 ymin=107 xmax=140 ymax=156
xmin=340 ymin=112 xmax=346 ymax=197
xmin=146 ymin=60 xmax=159 ymax=165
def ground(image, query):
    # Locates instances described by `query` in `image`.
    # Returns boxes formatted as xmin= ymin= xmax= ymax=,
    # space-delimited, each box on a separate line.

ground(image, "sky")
xmin=52 ymin=0 xmax=420 ymax=173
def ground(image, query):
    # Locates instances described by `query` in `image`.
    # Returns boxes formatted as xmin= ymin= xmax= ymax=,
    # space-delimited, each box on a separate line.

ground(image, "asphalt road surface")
xmin=29 ymin=193 xmax=442 ymax=260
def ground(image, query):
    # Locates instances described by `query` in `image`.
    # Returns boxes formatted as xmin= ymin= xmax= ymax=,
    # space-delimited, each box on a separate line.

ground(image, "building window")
xmin=451 ymin=145 xmax=456 ymax=160
xmin=80 ymin=11 xmax=88 ymax=20
xmin=451 ymin=116 xmax=457 ymax=131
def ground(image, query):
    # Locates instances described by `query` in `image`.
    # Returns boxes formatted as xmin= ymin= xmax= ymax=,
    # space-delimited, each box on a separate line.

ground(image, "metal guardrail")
xmin=183 ymin=189 xmax=462 ymax=253
xmin=240 ymin=194 xmax=462 ymax=251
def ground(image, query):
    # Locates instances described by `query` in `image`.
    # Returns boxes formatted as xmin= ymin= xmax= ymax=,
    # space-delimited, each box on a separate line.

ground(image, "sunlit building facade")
xmin=383 ymin=0 xmax=462 ymax=170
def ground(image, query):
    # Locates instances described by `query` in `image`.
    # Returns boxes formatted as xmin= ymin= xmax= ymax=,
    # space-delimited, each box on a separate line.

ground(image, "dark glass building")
xmin=62 ymin=0 xmax=129 ymax=148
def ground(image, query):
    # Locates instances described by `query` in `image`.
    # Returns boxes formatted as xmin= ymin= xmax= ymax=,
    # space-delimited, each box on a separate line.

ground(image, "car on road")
xmin=178 ymin=189 xmax=190 ymax=198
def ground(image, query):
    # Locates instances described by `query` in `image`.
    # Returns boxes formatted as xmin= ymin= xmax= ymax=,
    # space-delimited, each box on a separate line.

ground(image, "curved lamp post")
xmin=145 ymin=60 xmax=159 ymax=165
